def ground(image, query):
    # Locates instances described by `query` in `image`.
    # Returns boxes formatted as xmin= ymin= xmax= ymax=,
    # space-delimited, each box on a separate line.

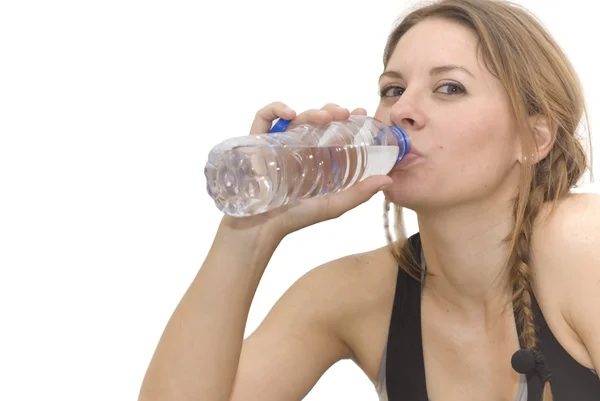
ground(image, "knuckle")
xmin=255 ymin=101 xmax=284 ymax=117
xmin=254 ymin=107 xmax=266 ymax=118
xmin=297 ymin=109 xmax=318 ymax=119
xmin=324 ymin=197 xmax=341 ymax=220
xmin=271 ymin=101 xmax=287 ymax=110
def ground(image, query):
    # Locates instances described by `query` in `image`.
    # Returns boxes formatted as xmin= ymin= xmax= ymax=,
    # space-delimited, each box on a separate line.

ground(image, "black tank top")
xmin=384 ymin=233 xmax=599 ymax=401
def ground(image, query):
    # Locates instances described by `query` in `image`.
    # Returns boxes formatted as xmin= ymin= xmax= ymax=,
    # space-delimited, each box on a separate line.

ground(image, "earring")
xmin=522 ymin=153 xmax=535 ymax=163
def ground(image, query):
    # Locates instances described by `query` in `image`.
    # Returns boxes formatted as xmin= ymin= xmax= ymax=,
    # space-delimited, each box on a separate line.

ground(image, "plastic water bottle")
xmin=204 ymin=115 xmax=410 ymax=217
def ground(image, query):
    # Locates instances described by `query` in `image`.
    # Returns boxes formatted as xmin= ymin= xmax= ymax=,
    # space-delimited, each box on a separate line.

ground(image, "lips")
xmin=394 ymin=150 xmax=422 ymax=169
xmin=407 ymin=147 xmax=423 ymax=157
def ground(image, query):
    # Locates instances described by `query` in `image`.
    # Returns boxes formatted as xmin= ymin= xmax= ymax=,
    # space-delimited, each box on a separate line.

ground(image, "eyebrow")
xmin=378 ymin=64 xmax=475 ymax=82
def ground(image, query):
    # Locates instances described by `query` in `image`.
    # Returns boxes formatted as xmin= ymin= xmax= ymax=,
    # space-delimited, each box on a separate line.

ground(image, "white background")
xmin=0 ymin=1 xmax=598 ymax=400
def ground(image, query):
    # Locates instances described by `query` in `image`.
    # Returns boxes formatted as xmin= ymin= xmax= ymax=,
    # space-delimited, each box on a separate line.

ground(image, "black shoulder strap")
xmin=385 ymin=233 xmax=429 ymax=401
xmin=528 ymin=295 xmax=600 ymax=400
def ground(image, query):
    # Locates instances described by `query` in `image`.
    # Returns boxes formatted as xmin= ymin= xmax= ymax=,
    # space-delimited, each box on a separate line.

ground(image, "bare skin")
xmin=138 ymin=18 xmax=598 ymax=401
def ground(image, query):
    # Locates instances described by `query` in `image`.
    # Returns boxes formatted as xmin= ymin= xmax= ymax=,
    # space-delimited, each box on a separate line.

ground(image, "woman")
xmin=139 ymin=0 xmax=599 ymax=400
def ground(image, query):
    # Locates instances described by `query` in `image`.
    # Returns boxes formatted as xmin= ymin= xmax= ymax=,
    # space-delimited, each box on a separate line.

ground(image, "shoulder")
xmin=534 ymin=192 xmax=600 ymax=237
xmin=292 ymin=243 xmax=399 ymax=379
xmin=284 ymin=242 xmax=399 ymax=329
xmin=531 ymin=192 xmax=600 ymax=369
xmin=532 ymin=192 xmax=600 ymax=275
xmin=248 ymin=243 xmax=398 ymax=357
xmin=298 ymin=243 xmax=399 ymax=321
xmin=532 ymin=192 xmax=600 ymax=292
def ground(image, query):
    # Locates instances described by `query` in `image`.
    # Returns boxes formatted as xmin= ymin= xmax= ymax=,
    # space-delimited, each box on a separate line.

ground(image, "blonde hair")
xmin=382 ymin=0 xmax=591 ymax=399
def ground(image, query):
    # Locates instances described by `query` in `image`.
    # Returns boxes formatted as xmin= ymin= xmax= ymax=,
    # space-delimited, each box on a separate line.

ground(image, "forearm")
xmin=138 ymin=224 xmax=280 ymax=401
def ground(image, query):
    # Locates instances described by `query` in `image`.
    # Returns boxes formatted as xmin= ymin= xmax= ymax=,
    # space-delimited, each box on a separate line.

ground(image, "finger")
xmin=320 ymin=103 xmax=350 ymax=121
xmin=350 ymin=108 xmax=368 ymax=116
xmin=289 ymin=103 xmax=350 ymax=130
xmin=325 ymin=176 xmax=393 ymax=218
xmin=303 ymin=175 xmax=393 ymax=225
xmin=288 ymin=109 xmax=333 ymax=129
xmin=249 ymin=102 xmax=297 ymax=135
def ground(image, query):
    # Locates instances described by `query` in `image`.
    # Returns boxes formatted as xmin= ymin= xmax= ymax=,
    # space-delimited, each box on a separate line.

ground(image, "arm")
xmin=533 ymin=193 xmax=600 ymax=374
xmin=138 ymin=102 xmax=392 ymax=401
xmin=229 ymin=256 xmax=359 ymax=400
xmin=138 ymin=220 xmax=368 ymax=401
xmin=138 ymin=221 xmax=282 ymax=401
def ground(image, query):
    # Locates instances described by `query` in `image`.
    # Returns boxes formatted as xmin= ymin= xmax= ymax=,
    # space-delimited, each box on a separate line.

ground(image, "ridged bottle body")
xmin=204 ymin=116 xmax=409 ymax=216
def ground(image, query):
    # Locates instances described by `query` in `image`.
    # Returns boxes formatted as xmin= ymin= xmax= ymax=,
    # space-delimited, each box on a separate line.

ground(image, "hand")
xmin=220 ymin=102 xmax=393 ymax=242
xmin=249 ymin=101 xmax=367 ymax=134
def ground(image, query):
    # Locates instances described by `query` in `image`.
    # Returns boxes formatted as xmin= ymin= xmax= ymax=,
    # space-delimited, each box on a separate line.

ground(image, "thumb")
xmin=322 ymin=175 xmax=393 ymax=219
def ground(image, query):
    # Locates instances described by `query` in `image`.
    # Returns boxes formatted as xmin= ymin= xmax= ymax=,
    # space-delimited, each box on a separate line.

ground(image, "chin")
xmin=382 ymin=180 xmax=427 ymax=211
xmin=382 ymin=173 xmax=454 ymax=213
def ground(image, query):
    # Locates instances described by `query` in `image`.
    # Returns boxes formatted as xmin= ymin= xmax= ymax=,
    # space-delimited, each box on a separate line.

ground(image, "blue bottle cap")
xmin=376 ymin=126 xmax=411 ymax=163
xmin=269 ymin=118 xmax=292 ymax=133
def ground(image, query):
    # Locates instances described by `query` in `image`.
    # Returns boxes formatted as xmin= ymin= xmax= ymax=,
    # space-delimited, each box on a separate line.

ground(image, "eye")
xmin=380 ymin=85 xmax=405 ymax=98
xmin=436 ymin=82 xmax=466 ymax=95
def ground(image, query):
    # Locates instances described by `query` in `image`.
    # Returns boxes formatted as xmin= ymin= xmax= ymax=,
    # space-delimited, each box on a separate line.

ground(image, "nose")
xmin=389 ymin=96 xmax=425 ymax=131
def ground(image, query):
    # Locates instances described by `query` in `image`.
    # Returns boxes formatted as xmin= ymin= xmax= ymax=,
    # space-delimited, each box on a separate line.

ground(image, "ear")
xmin=520 ymin=115 xmax=554 ymax=164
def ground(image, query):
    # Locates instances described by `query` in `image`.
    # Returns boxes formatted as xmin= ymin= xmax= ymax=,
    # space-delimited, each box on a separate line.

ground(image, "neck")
xmin=417 ymin=198 xmax=516 ymax=313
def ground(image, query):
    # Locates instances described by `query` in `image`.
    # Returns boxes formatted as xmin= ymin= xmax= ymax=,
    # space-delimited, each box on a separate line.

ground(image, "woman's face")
xmin=375 ymin=18 xmax=523 ymax=211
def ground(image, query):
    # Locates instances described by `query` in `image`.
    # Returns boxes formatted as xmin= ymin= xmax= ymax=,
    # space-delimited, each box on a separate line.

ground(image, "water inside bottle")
xmin=205 ymin=145 xmax=399 ymax=216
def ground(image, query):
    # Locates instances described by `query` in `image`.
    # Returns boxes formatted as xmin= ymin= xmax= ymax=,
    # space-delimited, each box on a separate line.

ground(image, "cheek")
xmin=373 ymin=104 xmax=389 ymax=123
xmin=432 ymin=132 xmax=515 ymax=177
xmin=434 ymin=104 xmax=517 ymax=164
xmin=425 ymin=119 xmax=519 ymax=197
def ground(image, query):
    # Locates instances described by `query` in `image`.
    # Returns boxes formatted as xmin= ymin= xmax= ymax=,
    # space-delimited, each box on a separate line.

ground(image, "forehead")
xmin=386 ymin=18 xmax=481 ymax=72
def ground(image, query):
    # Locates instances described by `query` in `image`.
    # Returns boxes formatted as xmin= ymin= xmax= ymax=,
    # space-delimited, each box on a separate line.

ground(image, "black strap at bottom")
xmin=385 ymin=234 xmax=428 ymax=401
